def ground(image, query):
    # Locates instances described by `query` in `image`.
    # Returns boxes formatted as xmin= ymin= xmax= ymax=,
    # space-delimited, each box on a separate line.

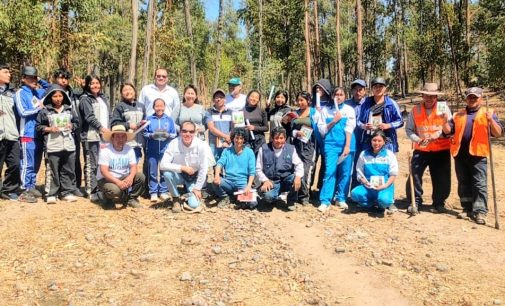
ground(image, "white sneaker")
xmin=317 ymin=204 xmax=330 ymax=212
xmin=150 ymin=194 xmax=159 ymax=202
xmin=159 ymin=193 xmax=170 ymax=201
xmin=46 ymin=196 xmax=57 ymax=204
xmin=279 ymin=192 xmax=288 ymax=202
xmin=62 ymin=194 xmax=77 ymax=202
xmin=337 ymin=201 xmax=348 ymax=209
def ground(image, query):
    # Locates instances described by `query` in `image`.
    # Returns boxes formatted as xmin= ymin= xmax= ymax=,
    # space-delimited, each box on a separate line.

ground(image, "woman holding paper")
xmin=317 ymin=87 xmax=356 ymax=212
xmin=244 ymin=90 xmax=268 ymax=155
xmin=350 ymin=131 xmax=398 ymax=213
xmin=266 ymin=90 xmax=291 ymax=132
xmin=286 ymin=91 xmax=324 ymax=205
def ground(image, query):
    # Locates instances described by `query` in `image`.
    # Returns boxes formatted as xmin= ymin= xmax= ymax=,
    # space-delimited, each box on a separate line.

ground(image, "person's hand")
xmin=332 ymin=112 xmax=342 ymax=123
xmin=213 ymin=176 xmax=221 ymax=186
xmin=182 ymin=166 xmax=196 ymax=176
xmin=341 ymin=145 xmax=350 ymax=157
xmin=418 ymin=138 xmax=430 ymax=147
xmin=374 ymin=184 xmax=387 ymax=191
xmin=364 ymin=123 xmax=373 ymax=130
xmin=100 ymin=127 xmax=110 ymax=134
xmin=281 ymin=116 xmax=289 ymax=124
xmin=246 ymin=124 xmax=255 ymax=131
xmin=224 ymin=135 xmax=231 ymax=143
xmin=260 ymin=180 xmax=274 ymax=192
xmin=441 ymin=112 xmax=450 ymax=122
xmin=244 ymin=185 xmax=252 ymax=195
xmin=47 ymin=126 xmax=59 ymax=133
xmin=296 ymin=131 xmax=304 ymax=138
xmin=192 ymin=189 xmax=202 ymax=200
xmin=117 ymin=180 xmax=128 ymax=190
xmin=486 ymin=110 xmax=495 ymax=121
xmin=316 ymin=106 xmax=322 ymax=112
xmin=123 ymin=175 xmax=133 ymax=188
xmin=378 ymin=123 xmax=391 ymax=130
xmin=130 ymin=123 xmax=138 ymax=130
xmin=293 ymin=176 xmax=302 ymax=191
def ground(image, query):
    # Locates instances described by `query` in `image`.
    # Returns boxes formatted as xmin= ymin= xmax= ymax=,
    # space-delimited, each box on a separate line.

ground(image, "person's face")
xmin=228 ymin=84 xmax=241 ymax=96
xmin=22 ymin=75 xmax=38 ymax=89
xmin=184 ymin=88 xmax=197 ymax=105
xmin=121 ymin=85 xmax=136 ymax=102
xmin=371 ymin=135 xmax=385 ymax=152
xmin=334 ymin=90 xmax=346 ymax=104
xmin=90 ymin=78 xmax=101 ymax=95
xmin=56 ymin=75 xmax=69 ymax=88
xmin=0 ymin=69 xmax=11 ymax=85
xmin=51 ymin=91 xmax=64 ymax=107
xmin=372 ymin=84 xmax=386 ymax=98
xmin=154 ymin=100 xmax=165 ymax=117
xmin=233 ymin=135 xmax=245 ymax=149
xmin=275 ymin=94 xmax=286 ymax=106
xmin=422 ymin=94 xmax=438 ymax=109
xmin=352 ymin=86 xmax=366 ymax=100
xmin=180 ymin=123 xmax=196 ymax=146
xmin=248 ymin=92 xmax=260 ymax=107
xmin=466 ymin=95 xmax=481 ymax=109
xmin=112 ymin=133 xmax=127 ymax=149
xmin=154 ymin=69 xmax=168 ymax=87
xmin=213 ymin=93 xmax=225 ymax=108
xmin=272 ymin=133 xmax=286 ymax=149
xmin=297 ymin=96 xmax=309 ymax=110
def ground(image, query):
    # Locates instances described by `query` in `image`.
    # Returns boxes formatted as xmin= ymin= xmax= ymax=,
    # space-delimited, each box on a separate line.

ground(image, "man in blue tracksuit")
xmin=14 ymin=66 xmax=50 ymax=200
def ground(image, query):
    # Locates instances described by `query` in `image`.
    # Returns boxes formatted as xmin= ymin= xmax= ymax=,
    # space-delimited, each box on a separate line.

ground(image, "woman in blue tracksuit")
xmin=318 ymin=87 xmax=356 ymax=212
xmin=284 ymin=91 xmax=324 ymax=205
xmin=144 ymin=98 xmax=177 ymax=202
xmin=351 ymin=131 xmax=398 ymax=212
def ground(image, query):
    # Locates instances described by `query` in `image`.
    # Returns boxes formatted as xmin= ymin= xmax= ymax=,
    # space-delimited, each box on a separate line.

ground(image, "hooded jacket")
xmin=78 ymin=91 xmax=110 ymax=142
xmin=111 ymin=100 xmax=146 ymax=148
xmin=0 ymin=84 xmax=19 ymax=141
xmin=143 ymin=113 xmax=177 ymax=155
xmin=311 ymin=79 xmax=333 ymax=107
xmin=36 ymin=86 xmax=79 ymax=153
xmin=14 ymin=79 xmax=50 ymax=138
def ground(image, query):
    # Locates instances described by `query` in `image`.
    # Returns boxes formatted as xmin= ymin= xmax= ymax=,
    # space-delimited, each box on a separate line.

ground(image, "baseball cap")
xmin=350 ymin=79 xmax=367 ymax=89
xmin=465 ymin=87 xmax=483 ymax=98
xmin=371 ymin=77 xmax=387 ymax=87
xmin=227 ymin=78 xmax=242 ymax=86
xmin=212 ymin=88 xmax=226 ymax=98
xmin=22 ymin=66 xmax=38 ymax=77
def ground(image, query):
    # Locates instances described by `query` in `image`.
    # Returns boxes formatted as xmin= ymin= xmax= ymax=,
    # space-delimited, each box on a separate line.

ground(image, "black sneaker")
xmin=0 ymin=192 xmax=19 ymax=201
xmin=73 ymin=189 xmax=85 ymax=197
xmin=102 ymin=199 xmax=116 ymax=210
xmin=28 ymin=188 xmax=43 ymax=198
xmin=431 ymin=205 xmax=448 ymax=214
xmin=474 ymin=212 xmax=487 ymax=225
xmin=127 ymin=198 xmax=143 ymax=208
xmin=18 ymin=191 xmax=37 ymax=203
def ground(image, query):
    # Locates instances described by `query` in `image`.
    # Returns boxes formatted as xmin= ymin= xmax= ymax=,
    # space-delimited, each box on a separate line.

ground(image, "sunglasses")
xmin=156 ymin=75 xmax=167 ymax=79
xmin=181 ymin=129 xmax=196 ymax=134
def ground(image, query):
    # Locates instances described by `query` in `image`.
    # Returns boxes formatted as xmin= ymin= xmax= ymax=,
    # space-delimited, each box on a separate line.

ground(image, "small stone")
xmin=74 ymin=261 xmax=83 ymax=268
xmin=306 ymin=223 xmax=313 ymax=228
xmin=381 ymin=260 xmax=393 ymax=266
xmin=182 ymin=296 xmax=208 ymax=306
xmin=130 ymin=270 xmax=141 ymax=278
xmin=472 ymin=225 xmax=478 ymax=230
xmin=212 ymin=246 xmax=222 ymax=255
xmin=305 ymin=297 xmax=319 ymax=305
xmin=199 ymin=279 xmax=209 ymax=285
xmin=436 ymin=263 xmax=448 ymax=272
xmin=85 ymin=234 xmax=94 ymax=241
xmin=47 ymin=281 xmax=58 ymax=291
xmin=425 ymin=253 xmax=431 ymax=258
xmin=180 ymin=271 xmax=192 ymax=281
xmin=494 ymin=299 xmax=503 ymax=305
xmin=335 ymin=247 xmax=346 ymax=253
xmin=252 ymin=254 xmax=261 ymax=261
xmin=139 ymin=254 xmax=153 ymax=262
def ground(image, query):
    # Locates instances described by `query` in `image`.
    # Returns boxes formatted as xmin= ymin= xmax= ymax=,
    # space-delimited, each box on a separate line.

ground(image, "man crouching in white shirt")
xmin=97 ymin=125 xmax=146 ymax=209
xmin=160 ymin=121 xmax=210 ymax=213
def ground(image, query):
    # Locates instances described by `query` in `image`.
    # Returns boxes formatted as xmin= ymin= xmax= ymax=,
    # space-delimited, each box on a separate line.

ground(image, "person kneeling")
xmin=256 ymin=127 xmax=303 ymax=210
xmin=97 ymin=125 xmax=145 ymax=209
xmin=212 ymin=128 xmax=257 ymax=209
xmin=351 ymin=131 xmax=398 ymax=214
xmin=159 ymin=121 xmax=209 ymax=213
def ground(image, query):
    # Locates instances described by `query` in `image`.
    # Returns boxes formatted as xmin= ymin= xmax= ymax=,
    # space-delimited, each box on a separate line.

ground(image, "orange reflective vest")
xmin=412 ymin=103 xmax=451 ymax=152
xmin=450 ymin=107 xmax=491 ymax=157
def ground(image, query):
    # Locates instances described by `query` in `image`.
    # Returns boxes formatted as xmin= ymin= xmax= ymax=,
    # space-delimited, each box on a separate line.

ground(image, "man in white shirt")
xmin=256 ymin=127 xmax=304 ymax=211
xmin=225 ymin=77 xmax=247 ymax=112
xmin=97 ymin=125 xmax=146 ymax=209
xmin=139 ymin=68 xmax=180 ymax=117
xmin=160 ymin=121 xmax=210 ymax=213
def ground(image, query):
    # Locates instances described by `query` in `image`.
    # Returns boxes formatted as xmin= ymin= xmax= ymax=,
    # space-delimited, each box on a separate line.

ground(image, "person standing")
xmin=139 ymin=68 xmax=180 ymax=117
xmin=206 ymin=89 xmax=233 ymax=161
xmin=171 ymin=85 xmax=207 ymax=140
xmin=14 ymin=66 xmax=50 ymax=201
xmin=442 ymin=87 xmax=502 ymax=225
xmin=405 ymin=83 xmax=452 ymax=213
xmin=0 ymin=63 xmax=22 ymax=201
xmin=225 ymin=78 xmax=247 ymax=112
xmin=266 ymin=90 xmax=291 ymax=132
xmin=244 ymin=90 xmax=268 ymax=155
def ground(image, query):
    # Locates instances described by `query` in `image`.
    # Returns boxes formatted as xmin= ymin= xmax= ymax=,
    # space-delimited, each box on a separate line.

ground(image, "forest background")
xmin=1 ymin=0 xmax=504 ymax=107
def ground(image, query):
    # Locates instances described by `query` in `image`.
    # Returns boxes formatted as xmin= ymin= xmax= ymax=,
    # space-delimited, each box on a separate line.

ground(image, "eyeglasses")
xmin=156 ymin=75 xmax=167 ymax=79
xmin=181 ymin=129 xmax=196 ymax=134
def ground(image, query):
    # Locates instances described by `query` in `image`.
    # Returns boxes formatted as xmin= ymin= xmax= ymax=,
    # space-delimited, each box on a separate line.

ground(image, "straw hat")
xmin=418 ymin=83 xmax=444 ymax=95
xmin=102 ymin=125 xmax=135 ymax=143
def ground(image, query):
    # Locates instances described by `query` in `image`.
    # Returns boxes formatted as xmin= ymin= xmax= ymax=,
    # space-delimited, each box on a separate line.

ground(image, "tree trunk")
xmin=184 ymin=0 xmax=198 ymax=87
xmin=128 ymin=0 xmax=139 ymax=83
xmin=356 ymin=0 xmax=364 ymax=78
xmin=442 ymin=0 xmax=463 ymax=97
xmin=213 ymin=0 xmax=225 ymax=90
xmin=59 ymin=0 xmax=70 ymax=68
xmin=313 ymin=0 xmax=321 ymax=79
xmin=142 ymin=0 xmax=155 ymax=87
xmin=335 ymin=0 xmax=343 ymax=87
xmin=304 ymin=0 xmax=312 ymax=90
xmin=258 ymin=0 xmax=263 ymax=91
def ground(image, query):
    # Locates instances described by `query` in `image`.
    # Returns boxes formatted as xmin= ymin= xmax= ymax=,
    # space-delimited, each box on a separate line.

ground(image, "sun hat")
xmin=102 ymin=124 xmax=135 ymax=143
xmin=418 ymin=83 xmax=444 ymax=95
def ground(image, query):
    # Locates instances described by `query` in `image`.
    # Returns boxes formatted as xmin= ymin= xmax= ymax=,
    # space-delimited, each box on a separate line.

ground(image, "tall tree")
xmin=213 ymin=0 xmax=225 ymax=90
xmin=313 ymin=0 xmax=321 ymax=79
xmin=356 ymin=0 xmax=364 ymax=77
xmin=184 ymin=0 xmax=198 ymax=86
xmin=128 ymin=0 xmax=139 ymax=83
xmin=304 ymin=0 xmax=312 ymax=89
xmin=142 ymin=0 xmax=155 ymax=86
xmin=335 ymin=0 xmax=343 ymax=86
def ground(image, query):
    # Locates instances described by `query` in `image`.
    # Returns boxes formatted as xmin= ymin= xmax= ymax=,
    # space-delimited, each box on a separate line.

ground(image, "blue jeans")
xmin=261 ymin=174 xmax=297 ymax=204
xmin=350 ymin=184 xmax=394 ymax=209
xmin=163 ymin=171 xmax=200 ymax=208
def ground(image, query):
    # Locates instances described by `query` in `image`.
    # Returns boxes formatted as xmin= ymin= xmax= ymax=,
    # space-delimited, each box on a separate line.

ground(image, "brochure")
xmin=234 ymin=189 xmax=258 ymax=202
xmin=436 ymin=101 xmax=448 ymax=116
xmin=369 ymin=175 xmax=385 ymax=188
xmin=299 ymin=126 xmax=313 ymax=143
xmin=232 ymin=111 xmax=245 ymax=127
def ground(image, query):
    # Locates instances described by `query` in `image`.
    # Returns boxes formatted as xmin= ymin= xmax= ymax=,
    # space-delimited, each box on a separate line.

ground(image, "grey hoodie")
xmin=0 ymin=84 xmax=19 ymax=141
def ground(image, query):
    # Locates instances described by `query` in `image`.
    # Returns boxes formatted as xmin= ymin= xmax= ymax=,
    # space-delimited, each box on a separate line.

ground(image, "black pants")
xmin=98 ymin=173 xmax=146 ymax=202
xmin=47 ymin=151 xmax=76 ymax=197
xmin=455 ymin=153 xmax=488 ymax=213
xmin=406 ymin=150 xmax=451 ymax=207
xmin=74 ymin=131 xmax=82 ymax=189
xmin=83 ymin=141 xmax=99 ymax=195
xmin=0 ymin=139 xmax=20 ymax=194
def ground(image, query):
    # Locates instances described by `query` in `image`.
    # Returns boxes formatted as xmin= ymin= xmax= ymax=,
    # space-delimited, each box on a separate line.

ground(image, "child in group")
xmin=36 ymin=85 xmax=80 ymax=203
xmin=143 ymin=98 xmax=177 ymax=202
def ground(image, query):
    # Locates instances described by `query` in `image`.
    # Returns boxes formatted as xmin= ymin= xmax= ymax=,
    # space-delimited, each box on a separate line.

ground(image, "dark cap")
xmin=212 ymin=88 xmax=226 ymax=98
xmin=371 ymin=77 xmax=387 ymax=87
xmin=465 ymin=87 xmax=483 ymax=98
xmin=350 ymin=79 xmax=367 ymax=89
xmin=22 ymin=66 xmax=38 ymax=77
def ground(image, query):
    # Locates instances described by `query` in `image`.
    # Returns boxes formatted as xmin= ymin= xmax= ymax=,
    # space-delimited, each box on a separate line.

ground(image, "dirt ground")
xmin=1 ymin=94 xmax=505 ymax=306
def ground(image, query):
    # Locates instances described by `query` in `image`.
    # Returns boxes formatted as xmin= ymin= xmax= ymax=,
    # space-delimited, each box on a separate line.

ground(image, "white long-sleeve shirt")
xmin=159 ymin=137 xmax=210 ymax=190
xmin=139 ymin=84 xmax=180 ymax=117
xmin=255 ymin=145 xmax=304 ymax=183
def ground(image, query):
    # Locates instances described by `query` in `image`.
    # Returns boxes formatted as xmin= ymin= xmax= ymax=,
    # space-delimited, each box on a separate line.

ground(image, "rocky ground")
xmin=1 ymin=94 xmax=505 ymax=306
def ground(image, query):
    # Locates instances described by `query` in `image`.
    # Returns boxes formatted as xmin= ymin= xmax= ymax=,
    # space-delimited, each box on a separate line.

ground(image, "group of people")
xmin=0 ymin=62 xmax=502 ymax=225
